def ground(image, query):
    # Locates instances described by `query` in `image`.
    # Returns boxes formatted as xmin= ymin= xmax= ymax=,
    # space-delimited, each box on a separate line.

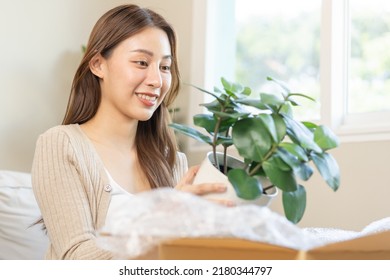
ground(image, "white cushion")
xmin=0 ymin=170 xmax=48 ymax=259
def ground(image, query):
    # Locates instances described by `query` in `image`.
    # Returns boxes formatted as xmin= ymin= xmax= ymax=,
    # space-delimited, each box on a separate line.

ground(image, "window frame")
xmin=188 ymin=0 xmax=390 ymax=154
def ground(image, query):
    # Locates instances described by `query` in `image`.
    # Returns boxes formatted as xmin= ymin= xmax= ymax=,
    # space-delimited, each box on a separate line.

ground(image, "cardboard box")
xmin=157 ymin=231 xmax=390 ymax=260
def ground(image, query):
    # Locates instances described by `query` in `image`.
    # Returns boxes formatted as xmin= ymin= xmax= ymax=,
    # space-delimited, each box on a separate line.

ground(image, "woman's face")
xmin=95 ymin=27 xmax=172 ymax=122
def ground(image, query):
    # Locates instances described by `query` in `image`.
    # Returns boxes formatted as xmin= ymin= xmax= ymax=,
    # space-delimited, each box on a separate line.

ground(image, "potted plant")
xmin=169 ymin=77 xmax=340 ymax=223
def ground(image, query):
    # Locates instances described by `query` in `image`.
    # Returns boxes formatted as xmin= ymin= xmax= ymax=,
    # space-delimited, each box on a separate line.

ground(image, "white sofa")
xmin=0 ymin=170 xmax=48 ymax=259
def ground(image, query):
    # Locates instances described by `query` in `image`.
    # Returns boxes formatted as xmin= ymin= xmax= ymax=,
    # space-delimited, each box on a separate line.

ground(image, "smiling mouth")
xmin=136 ymin=93 xmax=158 ymax=102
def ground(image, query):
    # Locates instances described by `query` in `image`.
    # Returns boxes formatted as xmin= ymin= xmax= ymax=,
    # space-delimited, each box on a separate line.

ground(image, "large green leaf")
xmin=263 ymin=157 xmax=298 ymax=192
xmin=221 ymin=77 xmax=234 ymax=92
xmin=279 ymin=102 xmax=293 ymax=117
xmin=260 ymin=92 xmax=284 ymax=110
xmin=219 ymin=118 xmax=237 ymax=133
xmin=193 ymin=114 xmax=216 ymax=133
xmin=282 ymin=185 xmax=306 ymax=224
xmin=228 ymin=169 xmax=262 ymax=200
xmin=311 ymin=152 xmax=340 ymax=191
xmin=168 ymin=123 xmax=212 ymax=145
xmin=277 ymin=147 xmax=313 ymax=181
xmin=215 ymin=136 xmax=233 ymax=147
xmin=193 ymin=113 xmax=235 ymax=133
xmin=284 ymin=116 xmax=322 ymax=153
xmin=276 ymin=147 xmax=301 ymax=169
xmin=271 ymin=113 xmax=287 ymax=142
xmin=270 ymin=152 xmax=292 ymax=171
xmin=256 ymin=114 xmax=278 ymax=143
xmin=201 ymin=100 xmax=225 ymax=115
xmin=302 ymin=121 xmax=318 ymax=130
xmin=236 ymin=98 xmax=270 ymax=110
xmin=295 ymin=162 xmax=313 ymax=181
xmin=279 ymin=142 xmax=308 ymax=161
xmin=314 ymin=125 xmax=340 ymax=151
xmin=232 ymin=118 xmax=273 ymax=162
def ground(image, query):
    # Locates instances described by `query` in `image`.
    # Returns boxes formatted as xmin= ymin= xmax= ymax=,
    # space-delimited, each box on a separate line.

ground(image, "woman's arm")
xmin=31 ymin=128 xmax=112 ymax=259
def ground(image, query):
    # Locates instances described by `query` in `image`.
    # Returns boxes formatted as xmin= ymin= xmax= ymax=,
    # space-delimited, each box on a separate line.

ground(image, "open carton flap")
xmin=158 ymin=231 xmax=390 ymax=260
xmin=305 ymin=230 xmax=390 ymax=260
xmin=159 ymin=237 xmax=299 ymax=260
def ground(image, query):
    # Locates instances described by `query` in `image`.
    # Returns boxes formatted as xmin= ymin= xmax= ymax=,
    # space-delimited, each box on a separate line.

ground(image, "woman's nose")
xmin=146 ymin=65 xmax=163 ymax=88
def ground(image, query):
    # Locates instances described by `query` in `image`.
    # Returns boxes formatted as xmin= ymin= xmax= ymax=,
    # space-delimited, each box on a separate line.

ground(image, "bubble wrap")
xmin=96 ymin=189 xmax=390 ymax=259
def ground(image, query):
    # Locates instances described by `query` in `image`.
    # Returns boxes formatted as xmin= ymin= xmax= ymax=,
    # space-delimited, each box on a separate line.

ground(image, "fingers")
xmin=177 ymin=165 xmax=200 ymax=186
xmin=175 ymin=165 xmax=235 ymax=207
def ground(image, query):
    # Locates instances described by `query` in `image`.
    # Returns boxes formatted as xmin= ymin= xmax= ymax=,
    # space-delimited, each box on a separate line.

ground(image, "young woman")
xmin=31 ymin=4 xmax=228 ymax=260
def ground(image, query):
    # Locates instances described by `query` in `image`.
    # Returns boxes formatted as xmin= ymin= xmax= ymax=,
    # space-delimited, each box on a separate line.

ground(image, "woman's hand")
xmin=175 ymin=165 xmax=235 ymax=207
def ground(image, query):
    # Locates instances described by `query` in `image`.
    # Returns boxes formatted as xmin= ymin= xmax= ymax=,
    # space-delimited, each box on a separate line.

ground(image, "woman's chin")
xmin=136 ymin=113 xmax=154 ymax=122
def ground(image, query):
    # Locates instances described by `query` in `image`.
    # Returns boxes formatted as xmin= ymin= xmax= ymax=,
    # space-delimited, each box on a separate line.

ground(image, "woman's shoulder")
xmin=37 ymin=124 xmax=87 ymax=147
xmin=35 ymin=124 xmax=97 ymax=164
xmin=39 ymin=124 xmax=80 ymax=136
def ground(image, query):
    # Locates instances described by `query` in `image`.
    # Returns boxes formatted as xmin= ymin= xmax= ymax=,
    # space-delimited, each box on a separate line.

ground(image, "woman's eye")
xmin=161 ymin=65 xmax=171 ymax=72
xmin=135 ymin=61 xmax=148 ymax=67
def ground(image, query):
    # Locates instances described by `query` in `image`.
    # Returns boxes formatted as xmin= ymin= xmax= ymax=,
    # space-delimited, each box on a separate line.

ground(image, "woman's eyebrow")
xmin=130 ymin=49 xmax=172 ymax=59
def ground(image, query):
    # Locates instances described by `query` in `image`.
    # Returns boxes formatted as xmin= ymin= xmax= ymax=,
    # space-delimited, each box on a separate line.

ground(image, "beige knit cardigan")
xmin=31 ymin=124 xmax=188 ymax=259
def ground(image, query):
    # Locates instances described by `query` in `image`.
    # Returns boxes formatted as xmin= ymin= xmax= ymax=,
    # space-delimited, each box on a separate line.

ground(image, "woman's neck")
xmin=80 ymin=114 xmax=138 ymax=152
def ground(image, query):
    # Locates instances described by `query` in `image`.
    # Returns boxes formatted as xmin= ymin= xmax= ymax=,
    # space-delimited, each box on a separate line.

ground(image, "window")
xmin=235 ymin=0 xmax=321 ymax=120
xmin=190 ymin=0 xmax=390 ymax=143
xmin=348 ymin=0 xmax=390 ymax=115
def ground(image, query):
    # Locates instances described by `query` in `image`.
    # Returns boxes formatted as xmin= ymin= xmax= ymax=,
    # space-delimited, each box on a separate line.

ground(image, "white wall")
xmin=1 ymin=0 xmax=389 ymax=231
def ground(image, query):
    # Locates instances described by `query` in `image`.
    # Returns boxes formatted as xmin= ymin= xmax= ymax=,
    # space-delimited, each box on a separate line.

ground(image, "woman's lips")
xmin=136 ymin=93 xmax=158 ymax=107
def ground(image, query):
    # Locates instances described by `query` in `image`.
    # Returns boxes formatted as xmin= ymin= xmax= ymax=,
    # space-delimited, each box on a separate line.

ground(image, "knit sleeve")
xmin=31 ymin=127 xmax=112 ymax=259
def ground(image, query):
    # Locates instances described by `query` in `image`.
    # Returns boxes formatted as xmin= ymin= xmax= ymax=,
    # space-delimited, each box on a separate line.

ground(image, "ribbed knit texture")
xmin=31 ymin=124 xmax=188 ymax=259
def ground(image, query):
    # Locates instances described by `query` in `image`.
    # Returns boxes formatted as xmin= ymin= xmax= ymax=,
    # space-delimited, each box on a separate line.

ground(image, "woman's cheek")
xmin=161 ymin=76 xmax=172 ymax=96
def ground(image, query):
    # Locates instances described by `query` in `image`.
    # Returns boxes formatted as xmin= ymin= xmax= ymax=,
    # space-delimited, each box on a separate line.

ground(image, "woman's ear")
xmin=89 ymin=53 xmax=105 ymax=78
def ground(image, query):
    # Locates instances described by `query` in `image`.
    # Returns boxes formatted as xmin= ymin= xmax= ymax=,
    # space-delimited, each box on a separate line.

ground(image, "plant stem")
xmin=223 ymin=129 xmax=229 ymax=174
xmin=248 ymin=144 xmax=277 ymax=176
xmin=212 ymin=95 xmax=229 ymax=171
xmin=212 ymin=117 xmax=222 ymax=169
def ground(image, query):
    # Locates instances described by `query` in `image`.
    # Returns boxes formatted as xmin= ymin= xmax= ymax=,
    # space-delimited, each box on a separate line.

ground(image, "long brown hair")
xmin=63 ymin=4 xmax=180 ymax=188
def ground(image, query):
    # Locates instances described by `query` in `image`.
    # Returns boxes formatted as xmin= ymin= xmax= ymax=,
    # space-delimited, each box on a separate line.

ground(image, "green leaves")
xmin=170 ymin=76 xmax=341 ymax=225
xmin=314 ymin=125 xmax=339 ymax=151
xmin=263 ymin=156 xmax=298 ymax=192
xmin=232 ymin=118 xmax=273 ymax=162
xmin=311 ymin=152 xmax=340 ymax=191
xmin=284 ymin=116 xmax=322 ymax=153
xmin=228 ymin=169 xmax=262 ymax=200
xmin=221 ymin=77 xmax=252 ymax=98
xmin=232 ymin=113 xmax=286 ymax=162
xmin=168 ymin=123 xmax=212 ymax=145
xmin=193 ymin=114 xmax=216 ymax=133
xmin=283 ymin=185 xmax=306 ymax=224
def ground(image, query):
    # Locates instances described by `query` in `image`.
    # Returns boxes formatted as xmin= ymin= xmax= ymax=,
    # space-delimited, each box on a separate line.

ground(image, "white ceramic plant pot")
xmin=193 ymin=151 xmax=278 ymax=207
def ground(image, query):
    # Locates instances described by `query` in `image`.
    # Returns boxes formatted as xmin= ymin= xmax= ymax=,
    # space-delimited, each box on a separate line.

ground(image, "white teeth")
xmin=137 ymin=94 xmax=157 ymax=101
